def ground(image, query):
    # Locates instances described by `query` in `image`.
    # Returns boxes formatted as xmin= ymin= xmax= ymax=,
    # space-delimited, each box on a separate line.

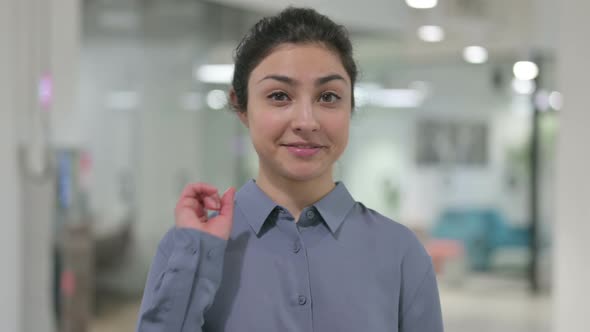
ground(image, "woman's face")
xmin=238 ymin=43 xmax=352 ymax=183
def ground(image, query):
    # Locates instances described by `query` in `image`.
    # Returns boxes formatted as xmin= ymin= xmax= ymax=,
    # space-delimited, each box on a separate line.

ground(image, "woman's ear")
xmin=230 ymin=88 xmax=249 ymax=128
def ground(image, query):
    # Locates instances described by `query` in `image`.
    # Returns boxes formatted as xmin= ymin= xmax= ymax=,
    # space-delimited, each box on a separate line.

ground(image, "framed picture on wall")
xmin=416 ymin=119 xmax=488 ymax=167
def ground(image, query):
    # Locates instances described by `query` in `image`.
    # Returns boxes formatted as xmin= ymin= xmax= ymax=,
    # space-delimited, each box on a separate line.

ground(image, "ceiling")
xmin=206 ymin=0 xmax=410 ymax=32
xmin=87 ymin=0 xmax=558 ymax=66
xmin=207 ymin=0 xmax=558 ymax=63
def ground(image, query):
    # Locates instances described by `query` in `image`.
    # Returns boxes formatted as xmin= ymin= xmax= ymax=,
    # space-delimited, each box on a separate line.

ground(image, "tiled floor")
xmin=90 ymin=297 xmax=139 ymax=332
xmin=91 ymin=274 xmax=551 ymax=332
xmin=439 ymin=274 xmax=551 ymax=332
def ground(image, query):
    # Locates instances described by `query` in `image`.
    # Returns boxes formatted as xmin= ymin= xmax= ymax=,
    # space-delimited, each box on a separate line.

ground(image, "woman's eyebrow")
xmin=257 ymin=74 xmax=347 ymax=86
xmin=258 ymin=75 xmax=297 ymax=85
xmin=315 ymin=74 xmax=347 ymax=86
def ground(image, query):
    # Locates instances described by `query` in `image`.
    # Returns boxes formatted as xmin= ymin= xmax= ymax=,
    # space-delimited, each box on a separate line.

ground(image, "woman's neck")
xmin=256 ymin=167 xmax=335 ymax=221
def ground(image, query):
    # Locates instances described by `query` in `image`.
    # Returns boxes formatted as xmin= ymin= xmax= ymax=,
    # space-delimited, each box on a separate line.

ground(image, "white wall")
xmin=554 ymin=0 xmax=590 ymax=330
xmin=1 ymin=0 xmax=79 ymax=330
xmin=0 ymin=3 xmax=23 ymax=327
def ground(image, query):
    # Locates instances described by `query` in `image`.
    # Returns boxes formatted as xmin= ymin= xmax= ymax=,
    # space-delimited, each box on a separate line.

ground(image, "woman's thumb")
xmin=219 ymin=187 xmax=236 ymax=219
xmin=208 ymin=187 xmax=236 ymax=239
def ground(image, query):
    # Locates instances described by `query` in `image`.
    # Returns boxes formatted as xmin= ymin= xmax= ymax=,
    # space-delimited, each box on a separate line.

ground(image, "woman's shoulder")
xmin=349 ymin=201 xmax=426 ymax=254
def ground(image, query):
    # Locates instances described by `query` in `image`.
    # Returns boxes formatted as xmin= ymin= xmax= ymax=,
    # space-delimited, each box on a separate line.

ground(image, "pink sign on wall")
xmin=38 ymin=74 xmax=53 ymax=110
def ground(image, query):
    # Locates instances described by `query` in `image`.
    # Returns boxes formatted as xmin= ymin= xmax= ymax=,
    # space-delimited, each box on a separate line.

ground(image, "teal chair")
xmin=431 ymin=208 xmax=530 ymax=270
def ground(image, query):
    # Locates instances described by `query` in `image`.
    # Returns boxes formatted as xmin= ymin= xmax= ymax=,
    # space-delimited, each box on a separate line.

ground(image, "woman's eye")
xmin=268 ymin=91 xmax=290 ymax=102
xmin=319 ymin=92 xmax=341 ymax=103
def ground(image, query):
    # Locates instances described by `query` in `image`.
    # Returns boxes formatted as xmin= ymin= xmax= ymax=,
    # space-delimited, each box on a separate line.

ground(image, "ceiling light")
xmin=371 ymin=89 xmax=425 ymax=108
xmin=463 ymin=46 xmax=488 ymax=64
xmin=206 ymin=90 xmax=227 ymax=110
xmin=406 ymin=0 xmax=438 ymax=9
xmin=513 ymin=61 xmax=539 ymax=81
xmin=195 ymin=64 xmax=234 ymax=84
xmin=418 ymin=25 xmax=444 ymax=42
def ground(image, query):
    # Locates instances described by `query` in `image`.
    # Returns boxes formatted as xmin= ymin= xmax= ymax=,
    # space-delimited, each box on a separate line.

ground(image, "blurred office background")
xmin=1 ymin=0 xmax=588 ymax=331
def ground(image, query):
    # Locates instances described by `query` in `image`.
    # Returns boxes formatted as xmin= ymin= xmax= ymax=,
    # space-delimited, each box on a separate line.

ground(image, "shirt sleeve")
xmin=136 ymin=227 xmax=227 ymax=332
xmin=398 ymin=237 xmax=444 ymax=332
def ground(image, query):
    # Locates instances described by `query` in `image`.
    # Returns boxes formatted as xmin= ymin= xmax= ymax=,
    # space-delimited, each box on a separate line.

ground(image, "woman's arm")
xmin=136 ymin=227 xmax=227 ymax=332
xmin=137 ymin=183 xmax=235 ymax=331
xmin=398 ymin=238 xmax=444 ymax=332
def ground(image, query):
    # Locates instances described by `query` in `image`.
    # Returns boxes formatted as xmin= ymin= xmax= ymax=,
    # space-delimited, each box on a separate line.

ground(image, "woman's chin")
xmin=281 ymin=166 xmax=330 ymax=183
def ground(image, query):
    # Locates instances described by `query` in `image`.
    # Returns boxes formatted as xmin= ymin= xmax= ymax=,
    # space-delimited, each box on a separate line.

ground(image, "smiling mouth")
xmin=281 ymin=143 xmax=325 ymax=149
xmin=281 ymin=143 xmax=326 ymax=157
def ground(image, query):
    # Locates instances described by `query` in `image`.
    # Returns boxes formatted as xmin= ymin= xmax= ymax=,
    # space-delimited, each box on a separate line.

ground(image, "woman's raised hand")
xmin=174 ymin=183 xmax=236 ymax=240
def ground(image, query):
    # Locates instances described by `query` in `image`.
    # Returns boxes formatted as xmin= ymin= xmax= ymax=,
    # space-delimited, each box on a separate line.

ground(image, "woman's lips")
xmin=282 ymin=144 xmax=324 ymax=157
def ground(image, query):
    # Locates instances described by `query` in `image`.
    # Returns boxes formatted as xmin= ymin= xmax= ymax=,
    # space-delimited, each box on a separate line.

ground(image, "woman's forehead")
xmin=249 ymin=43 xmax=350 ymax=83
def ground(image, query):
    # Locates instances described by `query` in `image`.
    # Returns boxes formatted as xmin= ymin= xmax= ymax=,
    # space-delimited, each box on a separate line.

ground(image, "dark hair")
xmin=231 ymin=7 xmax=358 ymax=112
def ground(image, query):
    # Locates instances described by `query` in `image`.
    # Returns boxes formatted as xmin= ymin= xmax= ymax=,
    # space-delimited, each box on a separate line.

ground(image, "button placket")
xmin=293 ymin=240 xmax=301 ymax=253
xmin=207 ymin=248 xmax=216 ymax=259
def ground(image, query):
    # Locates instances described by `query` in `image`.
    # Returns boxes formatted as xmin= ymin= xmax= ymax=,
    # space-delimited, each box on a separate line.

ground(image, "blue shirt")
xmin=137 ymin=179 xmax=443 ymax=332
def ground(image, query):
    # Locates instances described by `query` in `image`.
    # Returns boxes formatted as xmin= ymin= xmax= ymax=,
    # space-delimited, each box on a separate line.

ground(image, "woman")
xmin=137 ymin=7 xmax=443 ymax=332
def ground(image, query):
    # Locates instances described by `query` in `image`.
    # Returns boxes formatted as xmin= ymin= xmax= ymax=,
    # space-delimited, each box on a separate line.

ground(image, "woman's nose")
xmin=291 ymin=100 xmax=320 ymax=132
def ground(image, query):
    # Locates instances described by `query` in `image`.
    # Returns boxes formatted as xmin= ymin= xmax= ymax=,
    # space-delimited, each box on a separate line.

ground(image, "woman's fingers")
xmin=180 ymin=183 xmax=218 ymax=200
xmin=178 ymin=197 xmax=205 ymax=218
xmin=218 ymin=187 xmax=236 ymax=219
xmin=203 ymin=196 xmax=220 ymax=211
xmin=204 ymin=187 xmax=236 ymax=240
xmin=180 ymin=183 xmax=221 ymax=210
xmin=175 ymin=183 xmax=235 ymax=241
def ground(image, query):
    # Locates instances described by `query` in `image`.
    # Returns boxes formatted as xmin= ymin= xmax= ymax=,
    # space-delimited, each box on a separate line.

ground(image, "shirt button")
xmin=293 ymin=241 xmax=301 ymax=253
xmin=306 ymin=210 xmax=315 ymax=219
xmin=207 ymin=248 xmax=216 ymax=259
xmin=298 ymin=295 xmax=307 ymax=305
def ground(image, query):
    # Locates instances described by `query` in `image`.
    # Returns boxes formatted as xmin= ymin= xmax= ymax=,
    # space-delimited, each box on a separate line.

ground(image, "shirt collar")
xmin=313 ymin=181 xmax=356 ymax=234
xmin=235 ymin=179 xmax=278 ymax=235
xmin=235 ymin=179 xmax=356 ymax=235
